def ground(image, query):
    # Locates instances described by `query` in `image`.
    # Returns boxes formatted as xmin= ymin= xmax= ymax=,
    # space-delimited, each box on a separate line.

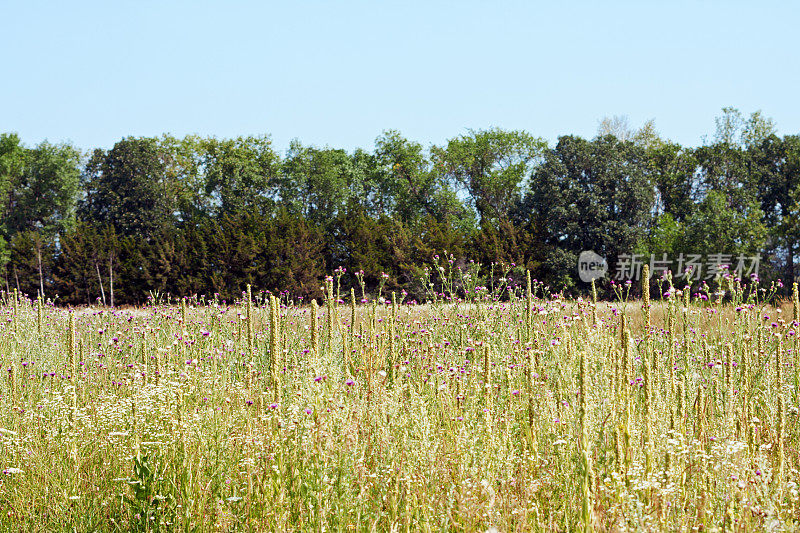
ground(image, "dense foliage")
xmin=1 ymin=273 xmax=799 ymax=530
xmin=3 ymin=109 xmax=799 ymax=304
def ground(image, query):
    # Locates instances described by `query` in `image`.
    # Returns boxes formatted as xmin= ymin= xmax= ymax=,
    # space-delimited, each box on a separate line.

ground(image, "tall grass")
xmin=0 ymin=276 xmax=798 ymax=531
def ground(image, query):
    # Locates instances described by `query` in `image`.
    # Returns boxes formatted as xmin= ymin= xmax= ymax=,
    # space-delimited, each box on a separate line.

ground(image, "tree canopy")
xmin=3 ymin=109 xmax=799 ymax=304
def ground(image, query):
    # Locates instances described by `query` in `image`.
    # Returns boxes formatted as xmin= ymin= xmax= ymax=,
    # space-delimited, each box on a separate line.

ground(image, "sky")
xmin=2 ymin=0 xmax=799 ymax=155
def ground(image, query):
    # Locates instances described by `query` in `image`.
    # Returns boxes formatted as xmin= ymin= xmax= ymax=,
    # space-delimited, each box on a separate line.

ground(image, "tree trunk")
xmin=83 ymin=272 xmax=90 ymax=306
xmin=95 ymin=260 xmax=106 ymax=306
xmin=789 ymin=240 xmax=796 ymax=284
xmin=109 ymin=253 xmax=115 ymax=308
xmin=13 ymin=264 xmax=20 ymax=294
xmin=36 ymin=243 xmax=44 ymax=300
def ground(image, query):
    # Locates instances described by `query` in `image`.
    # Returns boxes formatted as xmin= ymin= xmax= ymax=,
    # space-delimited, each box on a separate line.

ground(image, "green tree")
xmin=279 ymin=141 xmax=354 ymax=224
xmin=742 ymin=110 xmax=776 ymax=149
xmin=472 ymin=217 xmax=536 ymax=269
xmin=645 ymin=141 xmax=698 ymax=222
xmin=697 ymin=107 xmax=776 ymax=210
xmin=334 ymin=213 xmax=415 ymax=295
xmin=159 ymin=134 xmax=211 ymax=223
xmin=0 ymin=134 xmax=25 ymax=229
xmin=750 ymin=135 xmax=800 ymax=281
xmin=202 ymin=135 xmax=279 ymax=217
xmin=525 ymin=135 xmax=653 ymax=288
xmin=80 ymin=137 xmax=173 ymax=238
xmin=7 ymin=140 xmax=81 ymax=235
xmin=205 ymin=211 xmax=268 ymax=298
xmin=433 ymin=128 xmax=547 ymax=223
xmin=349 ymin=148 xmax=390 ymax=219
xmin=682 ymin=190 xmax=766 ymax=260
xmin=0 ymin=133 xmax=26 ymax=289
xmin=262 ymin=209 xmax=327 ymax=298
xmin=641 ymin=213 xmax=684 ymax=258
xmin=8 ymin=230 xmax=56 ymax=298
xmin=53 ymin=221 xmax=104 ymax=305
xmin=0 ymin=138 xmax=81 ymax=297
xmin=374 ymin=130 xmax=438 ymax=224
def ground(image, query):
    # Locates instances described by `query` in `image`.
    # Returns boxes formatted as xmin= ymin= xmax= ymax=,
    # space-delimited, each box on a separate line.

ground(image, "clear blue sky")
xmin=3 ymin=0 xmax=799 ymax=154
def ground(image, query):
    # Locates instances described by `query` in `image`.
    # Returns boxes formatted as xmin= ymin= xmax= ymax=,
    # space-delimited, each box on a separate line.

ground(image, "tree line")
xmin=2 ymin=108 xmax=799 ymax=305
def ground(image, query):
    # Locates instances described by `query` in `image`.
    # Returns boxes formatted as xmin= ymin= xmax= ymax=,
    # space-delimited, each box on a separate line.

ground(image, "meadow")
xmin=1 ymin=268 xmax=799 ymax=532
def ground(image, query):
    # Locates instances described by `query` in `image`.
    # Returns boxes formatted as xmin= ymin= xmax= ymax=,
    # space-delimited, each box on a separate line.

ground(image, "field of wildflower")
xmin=1 ymin=266 xmax=799 ymax=531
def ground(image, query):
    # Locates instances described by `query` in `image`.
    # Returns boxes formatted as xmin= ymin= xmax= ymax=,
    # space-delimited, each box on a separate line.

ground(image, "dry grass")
xmin=0 ymin=280 xmax=799 ymax=531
